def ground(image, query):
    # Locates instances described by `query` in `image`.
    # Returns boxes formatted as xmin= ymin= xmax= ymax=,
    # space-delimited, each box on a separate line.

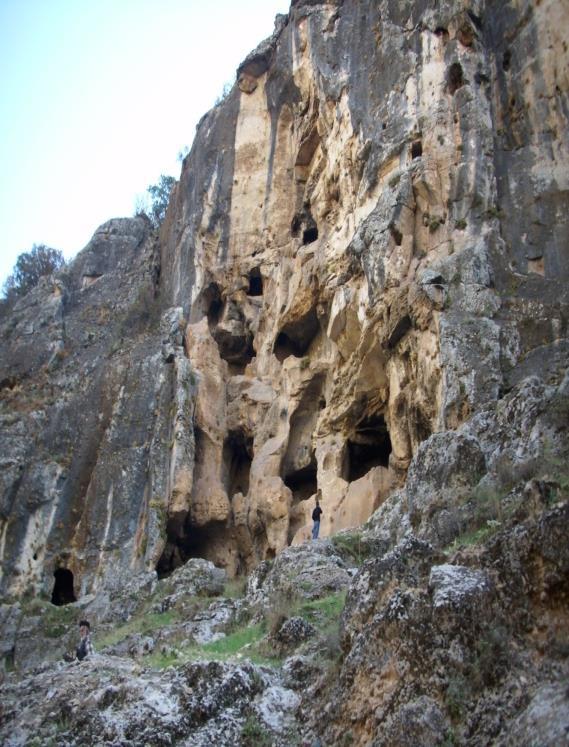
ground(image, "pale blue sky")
xmin=0 ymin=0 xmax=290 ymax=288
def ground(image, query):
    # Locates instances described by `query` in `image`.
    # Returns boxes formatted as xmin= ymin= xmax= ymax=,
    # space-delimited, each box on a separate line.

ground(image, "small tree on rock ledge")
xmin=2 ymin=244 xmax=65 ymax=302
xmin=135 ymin=174 xmax=176 ymax=228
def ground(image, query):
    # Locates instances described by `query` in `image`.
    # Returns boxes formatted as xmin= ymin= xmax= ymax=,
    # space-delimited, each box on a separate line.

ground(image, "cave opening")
xmin=51 ymin=568 xmax=77 ymax=606
xmin=222 ymin=429 xmax=253 ymax=498
xmin=411 ymin=140 xmax=423 ymax=159
xmin=247 ymin=268 xmax=263 ymax=297
xmin=273 ymin=308 xmax=320 ymax=363
xmin=345 ymin=413 xmax=392 ymax=482
xmin=303 ymin=226 xmax=319 ymax=245
xmin=448 ymin=62 xmax=465 ymax=95
xmin=390 ymin=225 xmax=403 ymax=246
xmin=190 ymin=281 xmax=224 ymax=327
xmin=285 ymin=458 xmax=318 ymax=544
xmin=284 ymin=459 xmax=318 ymax=504
xmin=273 ymin=332 xmax=304 ymax=362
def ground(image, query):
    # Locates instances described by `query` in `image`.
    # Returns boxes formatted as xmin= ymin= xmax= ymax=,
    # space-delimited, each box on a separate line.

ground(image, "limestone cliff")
xmin=1 ymin=1 xmax=569 ymax=743
xmin=1 ymin=0 xmax=568 ymax=603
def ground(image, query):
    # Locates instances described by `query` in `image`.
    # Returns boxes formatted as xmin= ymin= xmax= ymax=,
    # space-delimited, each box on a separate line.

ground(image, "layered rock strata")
xmin=0 ymin=0 xmax=568 ymax=604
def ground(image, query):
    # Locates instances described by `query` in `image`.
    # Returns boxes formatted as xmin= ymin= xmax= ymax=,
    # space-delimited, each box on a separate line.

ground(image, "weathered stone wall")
xmin=0 ymin=0 xmax=567 ymax=597
xmin=158 ymin=0 xmax=569 ymax=573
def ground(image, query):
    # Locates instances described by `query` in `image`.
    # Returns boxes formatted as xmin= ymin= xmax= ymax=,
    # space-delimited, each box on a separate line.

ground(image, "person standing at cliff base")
xmin=312 ymin=494 xmax=323 ymax=540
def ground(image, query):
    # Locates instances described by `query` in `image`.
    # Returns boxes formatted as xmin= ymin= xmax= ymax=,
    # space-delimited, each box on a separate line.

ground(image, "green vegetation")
xmin=455 ymin=218 xmax=467 ymax=230
xmin=331 ymin=531 xmax=370 ymax=565
xmin=140 ymin=589 xmax=347 ymax=671
xmin=485 ymin=205 xmax=504 ymax=220
xmin=97 ymin=609 xmax=179 ymax=650
xmin=2 ymin=244 xmax=65 ymax=303
xmin=429 ymin=215 xmax=444 ymax=232
xmin=135 ymin=174 xmax=176 ymax=227
xmin=241 ymin=715 xmax=272 ymax=747
xmin=202 ymin=623 xmax=266 ymax=658
xmin=223 ymin=576 xmax=248 ymax=599
xmin=20 ymin=599 xmax=77 ymax=639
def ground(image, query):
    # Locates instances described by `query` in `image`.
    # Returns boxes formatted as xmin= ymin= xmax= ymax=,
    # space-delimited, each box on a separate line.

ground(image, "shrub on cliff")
xmin=2 ymin=244 xmax=65 ymax=302
xmin=135 ymin=174 xmax=176 ymax=228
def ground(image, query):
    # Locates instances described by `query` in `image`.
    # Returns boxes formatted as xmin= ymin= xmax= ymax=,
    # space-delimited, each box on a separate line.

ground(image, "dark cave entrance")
xmin=302 ymin=226 xmax=319 ymax=245
xmin=247 ymin=268 xmax=263 ymax=297
xmin=345 ymin=414 xmax=392 ymax=482
xmin=51 ymin=568 xmax=77 ymax=606
xmin=284 ymin=459 xmax=318 ymax=503
xmin=222 ymin=429 xmax=253 ymax=498
xmin=156 ymin=517 xmax=234 ymax=579
xmin=285 ymin=459 xmax=318 ymax=544
xmin=273 ymin=308 xmax=320 ymax=363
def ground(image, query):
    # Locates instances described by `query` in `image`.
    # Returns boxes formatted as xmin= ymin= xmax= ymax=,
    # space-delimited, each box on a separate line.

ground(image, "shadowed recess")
xmin=345 ymin=413 xmax=392 ymax=482
xmin=222 ymin=429 xmax=253 ymax=498
xmin=51 ymin=568 xmax=77 ymax=606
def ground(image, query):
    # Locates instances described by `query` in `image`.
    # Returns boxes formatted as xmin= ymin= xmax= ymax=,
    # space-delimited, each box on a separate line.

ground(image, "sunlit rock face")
xmin=159 ymin=0 xmax=569 ymax=573
xmin=1 ymin=0 xmax=568 ymax=597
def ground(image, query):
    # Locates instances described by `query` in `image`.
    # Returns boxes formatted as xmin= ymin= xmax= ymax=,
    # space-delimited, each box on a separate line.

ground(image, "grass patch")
xmin=445 ymin=522 xmax=500 ymax=554
xmin=298 ymin=591 xmax=347 ymax=623
xmin=331 ymin=531 xmax=370 ymax=565
xmin=223 ymin=577 xmax=248 ymax=599
xmin=97 ymin=610 xmax=178 ymax=649
xmin=201 ymin=623 xmax=265 ymax=658
xmin=241 ymin=715 xmax=272 ymax=747
xmin=21 ymin=600 xmax=77 ymax=639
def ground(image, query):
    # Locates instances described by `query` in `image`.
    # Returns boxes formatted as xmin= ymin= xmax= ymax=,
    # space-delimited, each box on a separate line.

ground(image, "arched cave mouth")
xmin=273 ymin=308 xmax=320 ymax=363
xmin=291 ymin=210 xmax=319 ymax=246
xmin=51 ymin=568 xmax=77 ymax=606
xmin=284 ymin=459 xmax=318 ymax=503
xmin=191 ymin=281 xmax=224 ymax=327
xmin=284 ymin=459 xmax=318 ymax=544
xmin=247 ymin=268 xmax=263 ymax=297
xmin=303 ymin=226 xmax=319 ymax=245
xmin=222 ymin=429 xmax=253 ymax=499
xmin=155 ymin=516 xmax=233 ymax=579
xmin=344 ymin=414 xmax=392 ymax=482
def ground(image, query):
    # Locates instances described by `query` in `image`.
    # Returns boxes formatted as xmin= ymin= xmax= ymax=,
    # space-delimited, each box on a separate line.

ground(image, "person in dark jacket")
xmin=312 ymin=494 xmax=323 ymax=539
xmin=76 ymin=620 xmax=94 ymax=661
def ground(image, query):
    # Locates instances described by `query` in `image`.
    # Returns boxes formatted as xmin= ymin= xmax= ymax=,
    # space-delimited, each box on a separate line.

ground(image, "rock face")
xmin=0 ymin=0 xmax=568 ymax=674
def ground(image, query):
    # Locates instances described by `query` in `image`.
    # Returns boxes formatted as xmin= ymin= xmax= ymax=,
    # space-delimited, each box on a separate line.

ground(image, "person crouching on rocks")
xmin=76 ymin=620 xmax=94 ymax=661
xmin=312 ymin=494 xmax=323 ymax=540
xmin=65 ymin=620 xmax=95 ymax=662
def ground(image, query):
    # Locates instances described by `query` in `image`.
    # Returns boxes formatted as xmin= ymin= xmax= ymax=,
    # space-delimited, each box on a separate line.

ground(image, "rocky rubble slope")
xmin=1 ymin=373 xmax=568 ymax=745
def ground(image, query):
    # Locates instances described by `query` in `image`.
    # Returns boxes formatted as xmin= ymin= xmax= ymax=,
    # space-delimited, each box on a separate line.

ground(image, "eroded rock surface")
xmin=1 ymin=0 xmax=568 ymax=743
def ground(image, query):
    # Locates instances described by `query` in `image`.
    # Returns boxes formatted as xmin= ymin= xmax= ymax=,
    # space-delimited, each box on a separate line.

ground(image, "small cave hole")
xmin=284 ymin=459 xmax=318 ymax=544
xmin=222 ymin=430 xmax=253 ymax=498
xmin=291 ymin=215 xmax=302 ymax=238
xmin=345 ymin=414 xmax=392 ymax=482
xmin=273 ymin=308 xmax=319 ymax=363
xmin=51 ymin=568 xmax=77 ymax=606
xmin=448 ymin=63 xmax=465 ymax=95
xmin=284 ymin=460 xmax=318 ymax=504
xmin=411 ymin=140 xmax=423 ymax=159
xmin=390 ymin=225 xmax=403 ymax=246
xmin=434 ymin=27 xmax=449 ymax=41
xmin=191 ymin=282 xmax=224 ymax=327
xmin=303 ymin=226 xmax=319 ymax=245
xmin=502 ymin=49 xmax=511 ymax=72
xmin=0 ymin=376 xmax=19 ymax=392
xmin=274 ymin=332 xmax=303 ymax=362
xmin=156 ymin=512 xmax=188 ymax=578
xmin=247 ymin=268 xmax=263 ymax=297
